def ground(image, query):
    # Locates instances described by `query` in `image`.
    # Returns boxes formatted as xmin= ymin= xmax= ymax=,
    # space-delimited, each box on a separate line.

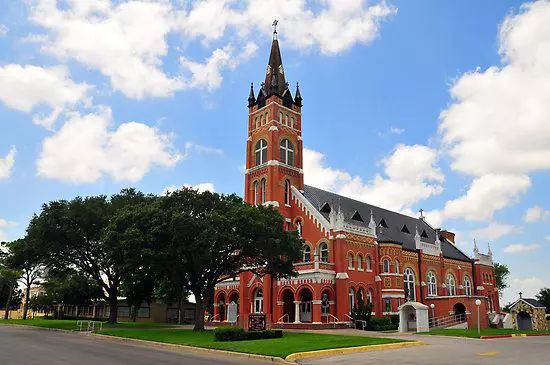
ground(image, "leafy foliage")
xmin=494 ymin=262 xmax=510 ymax=295
xmin=536 ymin=288 xmax=550 ymax=313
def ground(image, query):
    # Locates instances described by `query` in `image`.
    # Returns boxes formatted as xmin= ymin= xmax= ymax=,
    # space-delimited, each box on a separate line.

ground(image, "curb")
xmin=480 ymin=333 xmax=550 ymax=340
xmin=284 ymin=341 xmax=426 ymax=362
xmin=0 ymin=323 xmax=80 ymax=334
xmin=92 ymin=333 xmax=293 ymax=364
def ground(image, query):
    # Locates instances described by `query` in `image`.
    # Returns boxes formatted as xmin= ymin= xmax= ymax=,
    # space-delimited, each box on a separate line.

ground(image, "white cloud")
xmin=162 ymin=183 xmax=216 ymax=196
xmin=439 ymin=1 xmax=550 ymax=177
xmin=524 ymin=205 xmax=550 ymax=223
xmin=0 ymin=147 xmax=16 ymax=180
xmin=0 ymin=218 xmax=16 ymax=242
xmin=185 ymin=142 xmax=223 ymax=156
xmin=470 ymin=222 xmax=519 ymax=241
xmin=503 ymin=275 xmax=547 ymax=305
xmin=546 ymin=235 xmax=550 ymax=241
xmin=503 ymin=243 xmax=542 ymax=254
xmin=0 ymin=65 xmax=92 ymax=128
xmin=427 ymin=174 xmax=531 ymax=226
xmin=304 ymin=144 xmax=443 ymax=213
xmin=37 ymin=107 xmax=182 ymax=183
xmin=0 ymin=24 xmax=8 ymax=37
xmin=389 ymin=126 xmax=404 ymax=135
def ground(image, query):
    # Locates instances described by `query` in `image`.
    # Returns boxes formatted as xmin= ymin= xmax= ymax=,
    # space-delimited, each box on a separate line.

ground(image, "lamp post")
xmin=430 ymin=303 xmax=435 ymax=328
xmin=475 ymin=299 xmax=482 ymax=337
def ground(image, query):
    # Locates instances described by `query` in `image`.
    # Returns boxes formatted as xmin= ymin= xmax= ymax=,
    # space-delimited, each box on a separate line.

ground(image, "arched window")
xmin=283 ymin=179 xmax=291 ymax=205
xmin=296 ymin=220 xmax=302 ymax=238
xmin=348 ymin=288 xmax=355 ymax=314
xmin=265 ymin=112 xmax=269 ymax=124
xmin=260 ymin=114 xmax=264 ymax=126
xmin=446 ymin=274 xmax=456 ymax=296
xmin=367 ymin=289 xmax=373 ymax=304
xmin=253 ymin=289 xmax=263 ymax=313
xmin=285 ymin=114 xmax=289 ymax=126
xmin=303 ymin=245 xmax=311 ymax=263
xmin=383 ymin=259 xmax=390 ymax=273
xmin=255 ymin=139 xmax=268 ymax=166
xmin=290 ymin=117 xmax=294 ymax=129
xmin=279 ymin=112 xmax=283 ymax=124
xmin=357 ymin=288 xmax=364 ymax=304
xmin=253 ymin=181 xmax=259 ymax=205
xmin=255 ymin=117 xmax=259 ymax=129
xmin=279 ymin=139 xmax=294 ymax=166
xmin=357 ymin=255 xmax=363 ymax=270
xmin=365 ymin=256 xmax=372 ymax=271
xmin=464 ymin=276 xmax=472 ymax=296
xmin=348 ymin=253 xmax=354 ymax=269
xmin=260 ymin=178 xmax=266 ymax=203
xmin=427 ymin=271 xmax=437 ymax=297
xmin=394 ymin=259 xmax=400 ymax=274
xmin=404 ymin=268 xmax=416 ymax=301
xmin=320 ymin=243 xmax=329 ymax=263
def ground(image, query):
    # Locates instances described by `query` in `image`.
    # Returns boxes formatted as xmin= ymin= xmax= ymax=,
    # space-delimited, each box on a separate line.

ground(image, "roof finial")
xmin=248 ymin=82 xmax=256 ymax=107
xmin=272 ymin=19 xmax=279 ymax=40
xmin=473 ymin=239 xmax=479 ymax=253
xmin=419 ymin=208 xmax=425 ymax=220
xmin=487 ymin=241 xmax=493 ymax=256
xmin=294 ymin=82 xmax=303 ymax=106
xmin=519 ymin=291 xmax=523 ymax=299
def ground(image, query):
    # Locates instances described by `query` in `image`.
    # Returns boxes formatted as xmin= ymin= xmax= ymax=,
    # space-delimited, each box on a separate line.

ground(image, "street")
xmin=298 ymin=331 xmax=550 ymax=365
xmin=0 ymin=326 xmax=265 ymax=365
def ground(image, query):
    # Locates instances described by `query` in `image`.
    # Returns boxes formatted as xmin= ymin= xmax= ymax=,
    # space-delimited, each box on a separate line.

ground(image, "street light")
xmin=475 ymin=299 xmax=482 ymax=337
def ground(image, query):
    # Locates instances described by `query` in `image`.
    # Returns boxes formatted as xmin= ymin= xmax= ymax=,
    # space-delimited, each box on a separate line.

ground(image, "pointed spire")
xmin=488 ymin=242 xmax=493 ymax=256
xmin=294 ymin=82 xmax=303 ymax=106
xmin=263 ymin=23 xmax=288 ymax=97
xmin=248 ymin=82 xmax=256 ymax=107
xmin=473 ymin=239 xmax=479 ymax=253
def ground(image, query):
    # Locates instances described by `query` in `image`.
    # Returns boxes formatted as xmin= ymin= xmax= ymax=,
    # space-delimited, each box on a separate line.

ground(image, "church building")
xmin=213 ymin=28 xmax=500 ymax=330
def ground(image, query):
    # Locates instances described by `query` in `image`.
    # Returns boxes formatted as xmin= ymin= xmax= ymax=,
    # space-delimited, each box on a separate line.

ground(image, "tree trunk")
xmin=193 ymin=291 xmax=205 ymax=331
xmin=177 ymin=290 xmax=184 ymax=325
xmin=108 ymin=290 xmax=118 ymax=324
xmin=3 ymin=282 xmax=14 ymax=320
xmin=130 ymin=305 xmax=138 ymax=322
xmin=22 ymin=285 xmax=30 ymax=320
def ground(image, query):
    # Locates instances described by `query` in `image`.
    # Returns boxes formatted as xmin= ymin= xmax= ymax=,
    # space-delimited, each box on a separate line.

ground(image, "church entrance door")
xmin=299 ymin=288 xmax=313 ymax=323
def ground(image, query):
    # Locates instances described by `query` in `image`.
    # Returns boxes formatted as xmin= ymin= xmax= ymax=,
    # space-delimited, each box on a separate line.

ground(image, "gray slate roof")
xmin=302 ymin=185 xmax=471 ymax=262
xmin=522 ymin=298 xmax=546 ymax=308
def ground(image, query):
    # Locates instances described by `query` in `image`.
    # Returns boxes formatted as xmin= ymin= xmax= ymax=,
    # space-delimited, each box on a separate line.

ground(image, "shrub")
xmin=367 ymin=316 xmax=398 ymax=331
xmin=213 ymin=327 xmax=283 ymax=342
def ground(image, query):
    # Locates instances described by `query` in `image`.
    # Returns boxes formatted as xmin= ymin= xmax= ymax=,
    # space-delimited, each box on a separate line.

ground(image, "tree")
xmin=27 ymin=189 xmax=157 ymax=323
xmin=120 ymin=273 xmax=156 ymax=322
xmin=0 ymin=266 xmax=22 ymax=319
xmin=116 ymin=188 xmax=303 ymax=331
xmin=494 ymin=263 xmax=510 ymax=295
xmin=5 ymin=238 xmax=45 ymax=320
xmin=536 ymin=288 xmax=550 ymax=314
xmin=154 ymin=278 xmax=190 ymax=324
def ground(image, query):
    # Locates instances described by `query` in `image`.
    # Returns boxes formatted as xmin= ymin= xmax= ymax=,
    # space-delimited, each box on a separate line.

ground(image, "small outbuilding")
xmin=508 ymin=296 xmax=547 ymax=331
xmin=398 ymin=301 xmax=429 ymax=333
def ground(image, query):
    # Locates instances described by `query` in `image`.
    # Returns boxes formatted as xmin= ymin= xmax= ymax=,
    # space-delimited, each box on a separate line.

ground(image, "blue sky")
xmin=1 ymin=0 xmax=550 ymax=304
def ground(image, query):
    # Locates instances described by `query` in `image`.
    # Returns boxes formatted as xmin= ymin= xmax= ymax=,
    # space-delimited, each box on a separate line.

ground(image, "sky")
xmin=1 ymin=0 xmax=549 ymax=305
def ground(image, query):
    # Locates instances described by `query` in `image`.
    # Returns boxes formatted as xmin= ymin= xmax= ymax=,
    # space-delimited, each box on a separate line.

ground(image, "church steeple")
xmin=263 ymin=24 xmax=288 ymax=97
xmin=248 ymin=82 xmax=256 ymax=107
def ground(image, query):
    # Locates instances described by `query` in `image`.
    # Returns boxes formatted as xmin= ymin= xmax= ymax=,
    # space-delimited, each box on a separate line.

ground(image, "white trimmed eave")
xmin=291 ymin=185 xmax=330 ymax=237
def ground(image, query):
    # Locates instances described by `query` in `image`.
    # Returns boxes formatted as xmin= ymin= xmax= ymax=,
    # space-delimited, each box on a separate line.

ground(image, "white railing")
xmin=77 ymin=320 xmax=103 ymax=332
xmin=429 ymin=313 xmax=467 ymax=329
xmin=277 ymin=314 xmax=289 ymax=323
xmin=324 ymin=314 xmax=339 ymax=328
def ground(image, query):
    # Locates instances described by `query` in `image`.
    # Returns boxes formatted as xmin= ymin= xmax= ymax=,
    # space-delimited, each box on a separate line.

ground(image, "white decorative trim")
xmin=336 ymin=234 xmax=347 ymax=239
xmin=268 ymin=126 xmax=279 ymax=131
xmin=477 ymin=286 xmax=485 ymax=291
xmin=382 ymin=289 xmax=405 ymax=292
xmin=263 ymin=201 xmax=280 ymax=207
xmin=291 ymin=186 xmax=331 ymax=236
xmin=251 ymin=100 xmax=302 ymax=116
xmin=336 ymin=272 xmax=349 ymax=279
xmin=312 ymin=300 xmax=322 ymax=305
xmin=285 ymin=218 xmax=291 ymax=222
xmin=375 ymin=275 xmax=382 ymax=282
xmin=247 ymin=274 xmax=258 ymax=288
xmin=246 ymin=160 xmax=304 ymax=175
xmin=380 ymin=273 xmax=402 ymax=277
xmin=297 ymin=136 xmax=302 ymax=140
xmin=382 ymin=294 xmax=405 ymax=299
xmin=247 ymin=136 xmax=252 ymax=141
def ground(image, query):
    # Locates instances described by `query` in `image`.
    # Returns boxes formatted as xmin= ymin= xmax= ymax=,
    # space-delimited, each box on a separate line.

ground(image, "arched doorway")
xmin=517 ymin=311 xmax=533 ymax=330
xmin=321 ymin=290 xmax=332 ymax=322
xmin=400 ymin=304 xmax=417 ymax=332
xmin=299 ymin=288 xmax=313 ymax=323
xmin=218 ymin=293 xmax=226 ymax=321
xmin=453 ymin=303 xmax=466 ymax=322
xmin=229 ymin=292 xmax=239 ymax=315
xmin=281 ymin=289 xmax=295 ymax=323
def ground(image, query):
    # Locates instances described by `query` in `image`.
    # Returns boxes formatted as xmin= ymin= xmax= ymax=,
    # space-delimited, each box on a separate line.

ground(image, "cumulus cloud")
xmin=503 ymin=275 xmax=548 ymax=305
xmin=162 ymin=183 xmax=216 ymax=196
xmin=304 ymin=144 xmax=443 ymax=213
xmin=470 ymin=222 xmax=519 ymax=241
xmin=37 ymin=107 xmax=182 ymax=183
xmin=26 ymin=0 xmax=394 ymax=98
xmin=0 ymin=65 xmax=92 ymax=128
xmin=0 ymin=218 xmax=16 ymax=242
xmin=0 ymin=24 xmax=8 ymax=37
xmin=524 ymin=205 xmax=550 ymax=223
xmin=0 ymin=147 xmax=16 ymax=180
xmin=503 ymin=243 xmax=542 ymax=254
xmin=184 ymin=142 xmax=223 ymax=156
xmin=389 ymin=126 xmax=404 ymax=135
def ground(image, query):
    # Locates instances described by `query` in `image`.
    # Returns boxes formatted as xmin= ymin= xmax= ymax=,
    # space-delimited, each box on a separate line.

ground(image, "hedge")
xmin=213 ymin=327 xmax=283 ymax=342
xmin=366 ymin=317 xmax=398 ymax=331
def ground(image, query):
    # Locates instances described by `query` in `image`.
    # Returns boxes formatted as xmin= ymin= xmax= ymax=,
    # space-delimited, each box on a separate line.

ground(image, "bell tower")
xmin=244 ymin=24 xmax=304 ymax=219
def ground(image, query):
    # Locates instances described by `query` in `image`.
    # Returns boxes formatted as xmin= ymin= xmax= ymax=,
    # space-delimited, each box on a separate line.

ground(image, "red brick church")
xmin=213 ymin=29 xmax=500 ymax=330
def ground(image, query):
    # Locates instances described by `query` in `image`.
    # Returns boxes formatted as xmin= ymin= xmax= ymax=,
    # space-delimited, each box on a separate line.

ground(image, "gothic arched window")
xmin=320 ymin=243 xmax=329 ymax=263
xmin=348 ymin=253 xmax=354 ymax=269
xmin=427 ymin=271 xmax=437 ymax=297
xmin=279 ymin=139 xmax=294 ymax=166
xmin=303 ymin=245 xmax=311 ymax=263
xmin=253 ymin=289 xmax=263 ymax=313
xmin=404 ymin=268 xmax=416 ymax=301
xmin=357 ymin=255 xmax=363 ymax=270
xmin=464 ymin=276 xmax=472 ymax=296
xmin=383 ymin=259 xmax=390 ymax=273
xmin=253 ymin=181 xmax=259 ymax=205
xmin=447 ymin=274 xmax=456 ymax=296
xmin=365 ymin=256 xmax=372 ymax=271
xmin=261 ymin=178 xmax=266 ymax=203
xmin=394 ymin=259 xmax=400 ymax=274
xmin=255 ymin=139 xmax=268 ymax=166
xmin=284 ymin=179 xmax=291 ymax=205
xmin=348 ymin=288 xmax=355 ymax=314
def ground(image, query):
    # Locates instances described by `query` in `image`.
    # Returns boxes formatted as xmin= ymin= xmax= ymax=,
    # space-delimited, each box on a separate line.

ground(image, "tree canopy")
xmin=536 ymin=288 xmax=550 ymax=313
xmin=493 ymin=262 xmax=510 ymax=295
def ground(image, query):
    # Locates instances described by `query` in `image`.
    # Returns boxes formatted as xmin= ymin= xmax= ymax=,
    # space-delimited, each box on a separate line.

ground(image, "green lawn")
xmin=98 ymin=329 xmax=407 ymax=358
xmin=427 ymin=328 xmax=550 ymax=338
xmin=0 ymin=319 xmax=175 ymax=331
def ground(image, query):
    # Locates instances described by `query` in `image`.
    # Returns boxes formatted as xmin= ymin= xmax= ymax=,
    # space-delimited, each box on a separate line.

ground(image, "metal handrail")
xmin=429 ymin=313 xmax=467 ymax=328
xmin=210 ymin=314 xmax=220 ymax=321
xmin=277 ymin=314 xmax=289 ymax=323
xmin=355 ymin=319 xmax=367 ymax=330
xmin=324 ymin=314 xmax=339 ymax=328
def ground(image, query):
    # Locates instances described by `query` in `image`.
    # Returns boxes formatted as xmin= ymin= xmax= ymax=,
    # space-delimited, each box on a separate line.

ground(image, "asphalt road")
xmin=298 ymin=331 xmax=550 ymax=365
xmin=0 ymin=325 xmax=266 ymax=365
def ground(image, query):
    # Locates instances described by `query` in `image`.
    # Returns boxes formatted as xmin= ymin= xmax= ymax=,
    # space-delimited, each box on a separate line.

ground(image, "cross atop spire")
xmin=272 ymin=19 xmax=279 ymax=39
xmin=263 ymin=22 xmax=288 ymax=97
